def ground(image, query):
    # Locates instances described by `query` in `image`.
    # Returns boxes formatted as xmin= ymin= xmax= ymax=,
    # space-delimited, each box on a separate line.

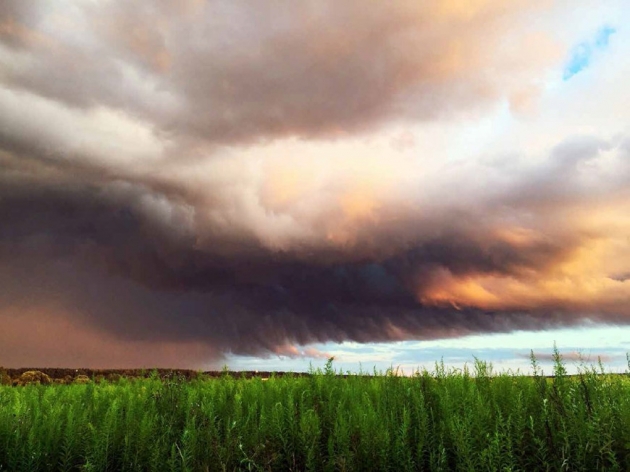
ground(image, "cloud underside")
xmin=0 ymin=0 xmax=563 ymax=148
xmin=0 ymin=0 xmax=629 ymax=367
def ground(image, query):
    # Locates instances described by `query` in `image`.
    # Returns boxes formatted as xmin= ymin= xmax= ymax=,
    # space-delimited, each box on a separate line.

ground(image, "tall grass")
xmin=1 ymin=352 xmax=630 ymax=471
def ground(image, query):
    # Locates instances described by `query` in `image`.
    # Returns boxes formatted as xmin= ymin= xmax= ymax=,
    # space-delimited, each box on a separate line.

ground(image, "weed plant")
xmin=1 ymin=350 xmax=630 ymax=471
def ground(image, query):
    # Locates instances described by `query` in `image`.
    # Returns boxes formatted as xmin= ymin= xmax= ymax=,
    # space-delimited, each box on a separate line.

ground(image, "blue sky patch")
xmin=563 ymin=26 xmax=616 ymax=80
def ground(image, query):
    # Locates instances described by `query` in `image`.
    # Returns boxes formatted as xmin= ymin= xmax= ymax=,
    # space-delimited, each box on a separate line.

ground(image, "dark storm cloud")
xmin=1 ymin=136 xmax=626 ymax=367
xmin=1 ymin=106 xmax=628 ymax=366
xmin=1 ymin=1 xmax=629 ymax=367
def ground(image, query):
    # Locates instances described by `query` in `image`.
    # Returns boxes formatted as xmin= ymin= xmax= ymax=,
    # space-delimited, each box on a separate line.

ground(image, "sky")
xmin=0 ymin=0 xmax=629 ymax=374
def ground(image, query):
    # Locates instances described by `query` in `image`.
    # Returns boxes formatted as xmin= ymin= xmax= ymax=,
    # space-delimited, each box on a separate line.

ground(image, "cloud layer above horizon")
xmin=1 ymin=0 xmax=629 ymax=368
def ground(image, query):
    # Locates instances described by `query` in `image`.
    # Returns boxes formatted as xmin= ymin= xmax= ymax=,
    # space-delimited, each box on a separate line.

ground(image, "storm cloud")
xmin=1 ymin=0 xmax=559 ymax=143
xmin=1 ymin=0 xmax=629 ymax=367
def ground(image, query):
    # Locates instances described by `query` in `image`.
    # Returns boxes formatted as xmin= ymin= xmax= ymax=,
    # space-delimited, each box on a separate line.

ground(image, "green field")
xmin=1 ymin=353 xmax=630 ymax=471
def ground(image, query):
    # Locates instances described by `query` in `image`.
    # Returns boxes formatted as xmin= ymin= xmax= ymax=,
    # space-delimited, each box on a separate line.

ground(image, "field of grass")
xmin=1 ymin=351 xmax=630 ymax=471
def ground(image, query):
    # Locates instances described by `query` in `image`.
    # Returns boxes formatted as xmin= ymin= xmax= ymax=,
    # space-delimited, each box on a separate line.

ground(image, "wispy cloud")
xmin=520 ymin=351 xmax=616 ymax=364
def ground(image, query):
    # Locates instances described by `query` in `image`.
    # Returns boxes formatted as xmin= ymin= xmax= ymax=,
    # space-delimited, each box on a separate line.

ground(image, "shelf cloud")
xmin=1 ymin=0 xmax=629 ymax=367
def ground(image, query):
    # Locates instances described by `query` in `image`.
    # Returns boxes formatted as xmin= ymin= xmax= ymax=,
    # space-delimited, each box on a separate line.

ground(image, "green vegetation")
xmin=1 ymin=351 xmax=630 ymax=471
